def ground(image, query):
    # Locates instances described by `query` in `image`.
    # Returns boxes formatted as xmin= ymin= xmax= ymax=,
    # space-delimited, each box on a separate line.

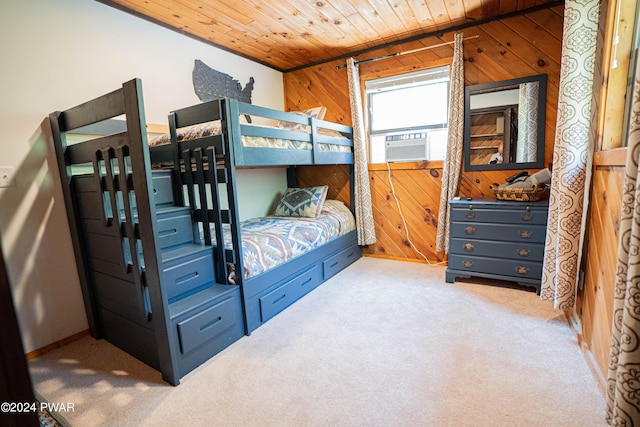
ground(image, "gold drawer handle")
xmin=464 ymin=226 xmax=476 ymax=235
xmin=517 ymin=249 xmax=531 ymax=257
xmin=516 ymin=266 xmax=530 ymax=275
xmin=519 ymin=230 xmax=533 ymax=239
xmin=521 ymin=213 xmax=533 ymax=221
xmin=462 ymin=260 xmax=474 ymax=268
xmin=463 ymin=243 xmax=475 ymax=252
xmin=465 ymin=212 xmax=476 ymax=219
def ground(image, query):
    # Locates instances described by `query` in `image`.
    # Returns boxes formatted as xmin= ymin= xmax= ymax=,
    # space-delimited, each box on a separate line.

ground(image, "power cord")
xmin=386 ymin=162 xmax=447 ymax=266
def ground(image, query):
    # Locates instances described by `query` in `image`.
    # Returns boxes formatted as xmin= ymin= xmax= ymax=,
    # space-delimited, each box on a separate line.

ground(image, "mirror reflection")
xmin=464 ymin=74 xmax=547 ymax=171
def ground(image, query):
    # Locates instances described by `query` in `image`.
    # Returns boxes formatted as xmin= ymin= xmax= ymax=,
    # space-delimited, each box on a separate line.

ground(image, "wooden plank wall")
xmin=285 ymin=5 xmax=563 ymax=262
xmin=573 ymin=0 xmax=621 ymax=395
xmin=579 ymin=153 xmax=624 ymax=394
xmin=286 ymin=1 xmax=631 ymax=398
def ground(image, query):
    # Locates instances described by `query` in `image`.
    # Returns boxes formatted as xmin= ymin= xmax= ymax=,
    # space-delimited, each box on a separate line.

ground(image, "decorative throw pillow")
xmin=298 ymin=106 xmax=327 ymax=120
xmin=273 ymin=186 xmax=329 ymax=218
xmin=277 ymin=106 xmax=327 ymax=131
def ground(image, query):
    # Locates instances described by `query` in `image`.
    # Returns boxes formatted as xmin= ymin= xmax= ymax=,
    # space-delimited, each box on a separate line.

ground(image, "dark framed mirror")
xmin=464 ymin=74 xmax=547 ymax=171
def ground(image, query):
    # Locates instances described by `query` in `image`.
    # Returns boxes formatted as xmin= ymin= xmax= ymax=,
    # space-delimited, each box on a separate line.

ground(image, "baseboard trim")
xmin=26 ymin=329 xmax=90 ymax=361
xmin=564 ymin=309 xmax=607 ymax=397
xmin=580 ymin=340 xmax=608 ymax=397
xmin=363 ymin=253 xmax=447 ymax=266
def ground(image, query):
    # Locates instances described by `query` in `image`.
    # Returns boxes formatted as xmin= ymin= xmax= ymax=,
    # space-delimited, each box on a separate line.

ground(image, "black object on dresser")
xmin=445 ymin=198 xmax=549 ymax=294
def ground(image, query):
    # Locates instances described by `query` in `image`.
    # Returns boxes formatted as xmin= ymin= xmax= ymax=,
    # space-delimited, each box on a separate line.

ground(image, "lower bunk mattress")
xmin=207 ymin=199 xmax=356 ymax=280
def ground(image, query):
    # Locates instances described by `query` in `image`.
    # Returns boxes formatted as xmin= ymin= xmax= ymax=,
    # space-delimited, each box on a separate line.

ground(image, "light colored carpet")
xmin=30 ymin=257 xmax=607 ymax=426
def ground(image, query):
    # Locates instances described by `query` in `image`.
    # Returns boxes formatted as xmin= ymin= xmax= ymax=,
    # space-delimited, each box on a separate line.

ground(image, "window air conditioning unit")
xmin=385 ymin=134 xmax=428 ymax=162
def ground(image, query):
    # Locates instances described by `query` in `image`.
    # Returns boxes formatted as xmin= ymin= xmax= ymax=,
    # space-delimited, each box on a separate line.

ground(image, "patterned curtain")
xmin=516 ymin=82 xmax=539 ymax=162
xmin=436 ymin=33 xmax=465 ymax=253
xmin=540 ymin=0 xmax=599 ymax=309
xmin=606 ymin=51 xmax=640 ymax=426
xmin=346 ymin=58 xmax=377 ymax=245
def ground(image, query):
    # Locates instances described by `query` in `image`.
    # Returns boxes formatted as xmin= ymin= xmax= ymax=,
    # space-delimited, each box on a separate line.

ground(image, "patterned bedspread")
xmin=212 ymin=200 xmax=356 ymax=279
xmin=149 ymin=121 xmax=351 ymax=153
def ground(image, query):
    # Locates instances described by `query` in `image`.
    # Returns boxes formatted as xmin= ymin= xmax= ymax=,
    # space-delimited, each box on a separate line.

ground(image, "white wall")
xmin=0 ymin=0 xmax=286 ymax=352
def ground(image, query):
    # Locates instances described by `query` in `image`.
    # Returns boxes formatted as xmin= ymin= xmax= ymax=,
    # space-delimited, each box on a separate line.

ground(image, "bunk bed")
xmin=49 ymin=79 xmax=361 ymax=386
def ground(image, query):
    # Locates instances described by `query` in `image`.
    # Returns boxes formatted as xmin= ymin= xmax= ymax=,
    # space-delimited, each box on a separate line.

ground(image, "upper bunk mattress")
xmin=149 ymin=121 xmax=351 ymax=153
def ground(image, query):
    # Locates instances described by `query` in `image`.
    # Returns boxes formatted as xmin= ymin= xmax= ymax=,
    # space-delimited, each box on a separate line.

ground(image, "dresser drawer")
xmin=450 ymin=238 xmax=545 ymax=262
xmin=451 ymin=222 xmax=547 ymax=244
xmin=451 ymin=207 xmax=548 ymax=225
xmin=449 ymin=254 xmax=543 ymax=280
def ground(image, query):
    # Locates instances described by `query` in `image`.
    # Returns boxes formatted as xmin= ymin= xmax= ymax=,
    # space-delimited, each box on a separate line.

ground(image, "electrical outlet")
xmin=0 ymin=166 xmax=16 ymax=187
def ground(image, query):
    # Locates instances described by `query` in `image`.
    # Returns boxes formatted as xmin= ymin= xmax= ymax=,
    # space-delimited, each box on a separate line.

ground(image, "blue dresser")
xmin=445 ymin=198 xmax=549 ymax=293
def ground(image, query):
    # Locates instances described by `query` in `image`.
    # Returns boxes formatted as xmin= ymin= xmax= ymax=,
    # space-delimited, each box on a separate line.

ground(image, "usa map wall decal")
xmin=192 ymin=59 xmax=255 ymax=104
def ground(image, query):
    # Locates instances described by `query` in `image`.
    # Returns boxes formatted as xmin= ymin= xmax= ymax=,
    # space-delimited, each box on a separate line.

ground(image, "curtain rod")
xmin=335 ymin=35 xmax=479 ymax=69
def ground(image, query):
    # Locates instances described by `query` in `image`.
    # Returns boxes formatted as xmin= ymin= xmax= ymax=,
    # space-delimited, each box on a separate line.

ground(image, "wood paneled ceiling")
xmin=101 ymin=0 xmax=563 ymax=72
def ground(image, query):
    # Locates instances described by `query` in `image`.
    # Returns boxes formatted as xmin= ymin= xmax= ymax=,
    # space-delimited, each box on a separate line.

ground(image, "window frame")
xmin=364 ymin=65 xmax=451 ymax=165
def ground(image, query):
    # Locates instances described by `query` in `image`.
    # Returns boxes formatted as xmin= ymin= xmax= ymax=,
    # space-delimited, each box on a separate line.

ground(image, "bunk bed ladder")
xmin=156 ymin=101 xmax=245 ymax=375
xmin=219 ymin=99 xmax=244 ymax=289
xmin=166 ymin=100 xmax=243 ymax=290
xmin=180 ymin=144 xmax=229 ymax=282
xmin=49 ymin=79 xmax=180 ymax=386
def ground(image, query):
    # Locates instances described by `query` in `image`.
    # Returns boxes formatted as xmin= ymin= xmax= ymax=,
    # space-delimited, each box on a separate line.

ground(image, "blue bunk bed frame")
xmin=150 ymin=96 xmax=362 ymax=334
xmin=49 ymin=79 xmax=361 ymax=386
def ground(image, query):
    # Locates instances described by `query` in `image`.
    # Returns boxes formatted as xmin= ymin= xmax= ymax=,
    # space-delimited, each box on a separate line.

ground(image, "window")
xmin=366 ymin=66 xmax=450 ymax=163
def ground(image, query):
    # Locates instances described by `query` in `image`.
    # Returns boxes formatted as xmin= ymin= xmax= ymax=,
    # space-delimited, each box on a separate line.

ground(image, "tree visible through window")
xmin=366 ymin=66 xmax=450 ymax=163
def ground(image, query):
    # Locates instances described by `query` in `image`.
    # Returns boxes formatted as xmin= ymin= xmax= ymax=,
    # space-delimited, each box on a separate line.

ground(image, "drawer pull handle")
xmin=273 ymin=294 xmax=287 ymax=305
xmin=515 ymin=266 xmax=530 ymax=275
xmin=176 ymin=271 xmax=199 ymax=285
xmin=463 ymin=243 xmax=475 ymax=252
xmin=464 ymin=226 xmax=476 ymax=235
xmin=465 ymin=212 xmax=476 ymax=219
xmin=462 ymin=260 xmax=474 ymax=268
xmin=521 ymin=213 xmax=533 ymax=221
xmin=200 ymin=316 xmax=222 ymax=332
xmin=159 ymin=228 xmax=178 ymax=237
xmin=518 ymin=249 xmax=531 ymax=257
xmin=519 ymin=230 xmax=533 ymax=239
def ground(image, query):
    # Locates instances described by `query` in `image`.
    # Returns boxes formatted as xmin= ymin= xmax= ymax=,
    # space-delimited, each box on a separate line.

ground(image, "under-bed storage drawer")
xmin=259 ymin=265 xmax=321 ymax=322
xmin=323 ymin=245 xmax=359 ymax=280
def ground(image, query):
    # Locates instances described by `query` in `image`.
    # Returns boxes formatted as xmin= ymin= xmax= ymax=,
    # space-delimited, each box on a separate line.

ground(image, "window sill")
xmin=593 ymin=147 xmax=627 ymax=167
xmin=368 ymin=160 xmax=444 ymax=171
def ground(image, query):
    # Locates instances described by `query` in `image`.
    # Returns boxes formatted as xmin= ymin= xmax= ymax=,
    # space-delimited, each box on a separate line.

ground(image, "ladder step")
xmin=160 ymin=243 xmax=212 ymax=265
